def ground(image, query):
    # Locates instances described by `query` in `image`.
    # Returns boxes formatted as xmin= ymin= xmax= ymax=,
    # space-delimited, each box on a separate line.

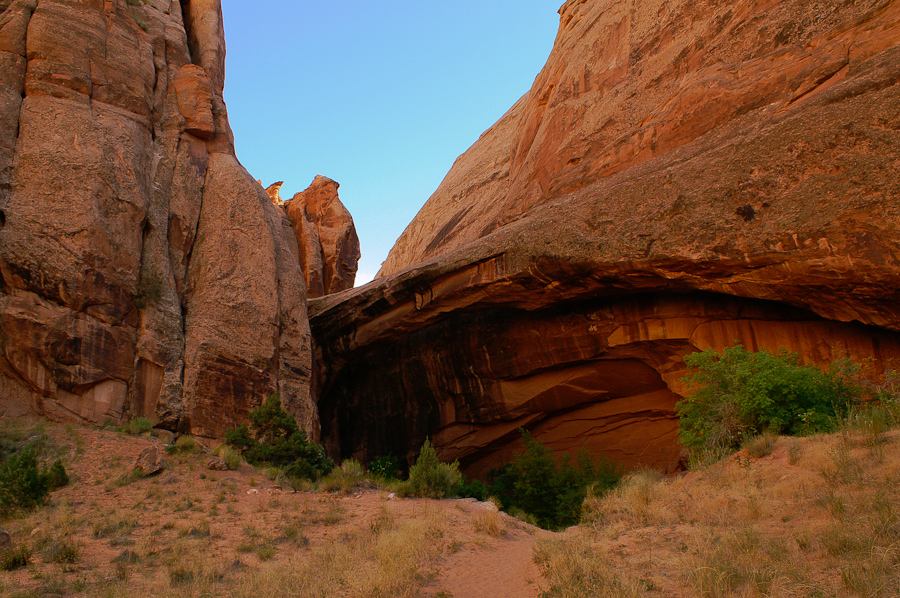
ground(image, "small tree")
xmin=226 ymin=394 xmax=333 ymax=480
xmin=402 ymin=439 xmax=461 ymax=499
xmin=488 ymin=430 xmax=621 ymax=530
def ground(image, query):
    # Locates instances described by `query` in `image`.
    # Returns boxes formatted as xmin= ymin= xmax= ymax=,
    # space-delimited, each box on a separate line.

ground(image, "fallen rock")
xmin=134 ymin=446 xmax=164 ymax=477
xmin=206 ymin=456 xmax=229 ymax=471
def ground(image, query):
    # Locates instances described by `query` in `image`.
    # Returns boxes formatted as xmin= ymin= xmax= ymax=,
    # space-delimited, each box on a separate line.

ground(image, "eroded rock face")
xmin=284 ymin=175 xmax=360 ymax=298
xmin=313 ymin=0 xmax=900 ymax=475
xmin=0 ymin=0 xmax=315 ymax=439
xmin=381 ymin=0 xmax=900 ymax=278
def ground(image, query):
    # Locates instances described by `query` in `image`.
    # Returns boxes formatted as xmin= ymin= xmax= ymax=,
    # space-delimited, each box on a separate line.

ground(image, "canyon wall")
xmin=0 ymin=0 xmax=317 ymax=438
xmin=312 ymin=0 xmax=900 ymax=475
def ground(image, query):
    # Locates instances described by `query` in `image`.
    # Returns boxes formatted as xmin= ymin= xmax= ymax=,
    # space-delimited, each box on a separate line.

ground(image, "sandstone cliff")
xmin=284 ymin=175 xmax=360 ymax=299
xmin=312 ymin=0 xmax=900 ymax=475
xmin=0 ymin=0 xmax=316 ymax=438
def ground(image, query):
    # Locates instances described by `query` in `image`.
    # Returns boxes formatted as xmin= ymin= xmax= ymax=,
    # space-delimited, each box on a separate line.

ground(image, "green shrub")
xmin=226 ymin=394 xmax=333 ymax=481
xmin=677 ymin=344 xmax=857 ymax=456
xmin=0 ymin=447 xmax=49 ymax=516
xmin=398 ymin=439 xmax=461 ymax=499
xmin=454 ymin=476 xmax=488 ymax=502
xmin=486 ymin=430 xmax=621 ymax=530
xmin=174 ymin=435 xmax=200 ymax=454
xmin=124 ymin=417 xmax=153 ymax=436
xmin=368 ymin=455 xmax=400 ymax=479
xmin=318 ymin=459 xmax=368 ymax=493
xmin=213 ymin=445 xmax=241 ymax=470
xmin=45 ymin=459 xmax=69 ymax=490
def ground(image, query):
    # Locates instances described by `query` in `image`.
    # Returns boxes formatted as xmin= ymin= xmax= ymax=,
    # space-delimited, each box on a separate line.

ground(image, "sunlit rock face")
xmin=311 ymin=0 xmax=900 ymax=475
xmin=0 ymin=0 xmax=316 ymax=439
xmin=284 ymin=175 xmax=361 ymax=299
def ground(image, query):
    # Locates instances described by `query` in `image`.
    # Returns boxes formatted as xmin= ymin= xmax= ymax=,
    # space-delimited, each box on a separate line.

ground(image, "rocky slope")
xmin=311 ymin=0 xmax=900 ymax=475
xmin=0 ymin=0 xmax=316 ymax=438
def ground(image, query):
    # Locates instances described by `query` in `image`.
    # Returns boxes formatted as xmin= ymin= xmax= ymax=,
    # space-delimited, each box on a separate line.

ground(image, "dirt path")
xmin=424 ymin=502 xmax=550 ymax=598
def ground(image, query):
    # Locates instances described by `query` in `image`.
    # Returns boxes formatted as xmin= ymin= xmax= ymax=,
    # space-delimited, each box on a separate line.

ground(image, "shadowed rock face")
xmin=311 ymin=0 xmax=900 ymax=474
xmin=0 ymin=0 xmax=316 ymax=438
xmin=284 ymin=175 xmax=360 ymax=298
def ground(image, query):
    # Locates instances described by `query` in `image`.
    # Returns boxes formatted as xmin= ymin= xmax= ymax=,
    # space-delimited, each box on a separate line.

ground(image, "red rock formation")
xmin=0 ymin=0 xmax=316 ymax=438
xmin=265 ymin=181 xmax=285 ymax=205
xmin=312 ymin=0 xmax=900 ymax=475
xmin=173 ymin=64 xmax=215 ymax=140
xmin=381 ymin=0 xmax=900 ymax=278
xmin=284 ymin=175 xmax=360 ymax=298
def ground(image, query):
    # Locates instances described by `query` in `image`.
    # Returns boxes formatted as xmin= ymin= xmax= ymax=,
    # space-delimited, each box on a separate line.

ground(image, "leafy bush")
xmin=0 ymin=447 xmax=49 ymax=516
xmin=483 ymin=430 xmax=621 ymax=530
xmin=45 ymin=459 xmax=69 ymax=490
xmin=213 ymin=445 xmax=242 ymax=470
xmin=226 ymin=394 xmax=333 ymax=481
xmin=453 ymin=476 xmax=488 ymax=502
xmin=174 ymin=435 xmax=200 ymax=454
xmin=397 ymin=439 xmax=461 ymax=499
xmin=368 ymin=455 xmax=400 ymax=480
xmin=677 ymin=343 xmax=857 ymax=456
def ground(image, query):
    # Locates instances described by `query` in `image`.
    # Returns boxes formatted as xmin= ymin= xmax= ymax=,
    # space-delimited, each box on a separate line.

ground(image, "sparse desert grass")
xmin=538 ymin=431 xmax=900 ymax=597
xmin=742 ymin=430 xmax=777 ymax=458
xmin=318 ymin=458 xmax=371 ymax=493
xmin=1 ymin=419 xmax=476 ymax=597
xmin=229 ymin=509 xmax=447 ymax=598
xmin=534 ymin=533 xmax=644 ymax=597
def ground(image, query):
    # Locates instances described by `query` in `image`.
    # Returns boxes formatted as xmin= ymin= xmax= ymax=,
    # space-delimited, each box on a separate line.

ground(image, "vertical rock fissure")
xmin=178 ymin=0 xmax=196 ymax=65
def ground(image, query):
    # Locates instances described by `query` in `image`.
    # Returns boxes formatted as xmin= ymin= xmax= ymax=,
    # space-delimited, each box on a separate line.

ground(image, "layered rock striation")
xmin=0 ymin=0 xmax=316 ymax=438
xmin=312 ymin=0 xmax=900 ymax=475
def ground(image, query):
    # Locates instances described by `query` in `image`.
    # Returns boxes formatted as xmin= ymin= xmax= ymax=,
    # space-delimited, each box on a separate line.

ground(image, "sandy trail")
xmin=424 ymin=504 xmax=550 ymax=598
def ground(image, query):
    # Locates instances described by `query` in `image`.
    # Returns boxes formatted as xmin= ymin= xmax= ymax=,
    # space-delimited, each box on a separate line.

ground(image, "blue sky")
xmin=220 ymin=1 xmax=560 ymax=283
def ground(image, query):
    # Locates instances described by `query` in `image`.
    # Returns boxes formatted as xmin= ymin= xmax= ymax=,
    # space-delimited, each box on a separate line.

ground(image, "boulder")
xmin=312 ymin=0 xmax=900 ymax=476
xmin=134 ymin=445 xmax=164 ymax=476
xmin=206 ymin=456 xmax=229 ymax=471
xmin=284 ymin=175 xmax=360 ymax=298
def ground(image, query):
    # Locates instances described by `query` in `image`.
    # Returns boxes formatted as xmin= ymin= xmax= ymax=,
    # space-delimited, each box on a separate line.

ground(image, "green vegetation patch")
xmin=226 ymin=394 xmax=333 ymax=481
xmin=677 ymin=343 xmax=857 ymax=457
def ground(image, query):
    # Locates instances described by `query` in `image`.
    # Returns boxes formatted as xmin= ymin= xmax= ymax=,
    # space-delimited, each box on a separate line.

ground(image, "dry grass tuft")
xmin=534 ymin=533 xmax=645 ymax=597
xmin=472 ymin=503 xmax=507 ymax=537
